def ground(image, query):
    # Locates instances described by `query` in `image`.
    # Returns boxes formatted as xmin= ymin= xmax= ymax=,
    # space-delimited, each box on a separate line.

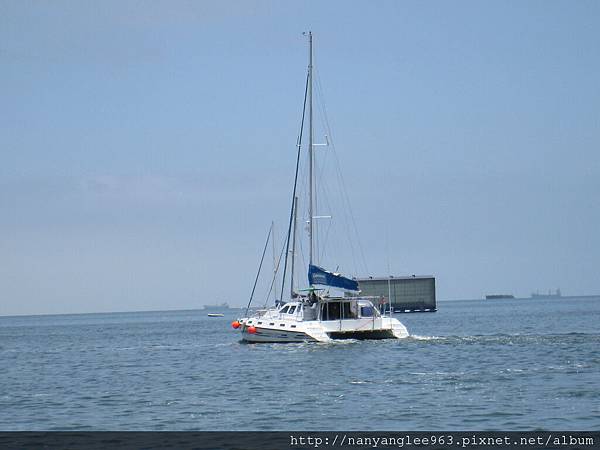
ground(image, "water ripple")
xmin=1 ymin=298 xmax=599 ymax=430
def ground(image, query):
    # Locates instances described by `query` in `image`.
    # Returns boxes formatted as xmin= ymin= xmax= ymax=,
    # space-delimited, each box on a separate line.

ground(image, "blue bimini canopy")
xmin=308 ymin=264 xmax=359 ymax=292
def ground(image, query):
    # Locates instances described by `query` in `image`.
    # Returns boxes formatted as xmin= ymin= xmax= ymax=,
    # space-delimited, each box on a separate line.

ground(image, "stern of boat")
xmin=386 ymin=317 xmax=409 ymax=339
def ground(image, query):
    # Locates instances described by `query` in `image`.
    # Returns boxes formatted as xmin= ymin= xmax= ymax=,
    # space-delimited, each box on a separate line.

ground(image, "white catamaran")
xmin=233 ymin=32 xmax=409 ymax=343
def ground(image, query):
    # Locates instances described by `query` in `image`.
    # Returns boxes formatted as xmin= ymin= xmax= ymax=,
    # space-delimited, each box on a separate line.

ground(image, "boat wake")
xmin=408 ymin=334 xmax=443 ymax=341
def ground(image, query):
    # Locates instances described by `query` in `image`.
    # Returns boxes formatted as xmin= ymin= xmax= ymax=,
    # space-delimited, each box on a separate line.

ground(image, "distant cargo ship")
xmin=485 ymin=294 xmax=515 ymax=300
xmin=202 ymin=302 xmax=232 ymax=311
xmin=531 ymin=289 xmax=562 ymax=299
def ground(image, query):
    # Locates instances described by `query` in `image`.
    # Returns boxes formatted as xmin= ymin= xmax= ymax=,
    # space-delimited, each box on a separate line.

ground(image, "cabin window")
xmin=288 ymin=305 xmax=296 ymax=314
xmin=342 ymin=302 xmax=358 ymax=319
xmin=321 ymin=302 xmax=341 ymax=321
xmin=280 ymin=305 xmax=290 ymax=314
xmin=360 ymin=306 xmax=375 ymax=317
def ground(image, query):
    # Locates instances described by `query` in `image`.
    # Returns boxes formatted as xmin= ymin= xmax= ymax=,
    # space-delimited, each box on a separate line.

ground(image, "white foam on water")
xmin=410 ymin=335 xmax=442 ymax=341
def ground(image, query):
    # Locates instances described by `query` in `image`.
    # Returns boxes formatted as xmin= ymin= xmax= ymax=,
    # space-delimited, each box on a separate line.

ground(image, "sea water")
xmin=1 ymin=296 xmax=598 ymax=430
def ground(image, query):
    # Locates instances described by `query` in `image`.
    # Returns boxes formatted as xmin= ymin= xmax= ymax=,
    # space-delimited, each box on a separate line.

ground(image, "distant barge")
xmin=531 ymin=289 xmax=561 ymax=298
xmin=485 ymin=294 xmax=515 ymax=300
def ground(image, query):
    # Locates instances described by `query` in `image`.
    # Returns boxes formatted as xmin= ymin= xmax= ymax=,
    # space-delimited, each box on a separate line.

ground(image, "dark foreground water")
xmin=1 ymin=297 xmax=599 ymax=430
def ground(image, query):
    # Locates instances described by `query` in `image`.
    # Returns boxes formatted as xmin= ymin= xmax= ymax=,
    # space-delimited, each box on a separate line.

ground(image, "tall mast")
xmin=308 ymin=31 xmax=314 ymax=267
xmin=290 ymin=196 xmax=298 ymax=298
xmin=272 ymin=220 xmax=278 ymax=301
xmin=279 ymin=42 xmax=309 ymax=302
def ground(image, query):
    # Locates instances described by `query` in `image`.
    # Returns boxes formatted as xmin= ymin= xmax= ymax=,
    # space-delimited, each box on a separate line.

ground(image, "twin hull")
xmin=239 ymin=316 xmax=409 ymax=343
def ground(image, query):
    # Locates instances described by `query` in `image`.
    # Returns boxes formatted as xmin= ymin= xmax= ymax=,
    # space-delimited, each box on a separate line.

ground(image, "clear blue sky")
xmin=1 ymin=1 xmax=599 ymax=315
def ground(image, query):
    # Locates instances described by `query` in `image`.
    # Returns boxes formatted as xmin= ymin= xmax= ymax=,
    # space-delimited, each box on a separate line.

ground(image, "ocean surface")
xmin=1 ymin=296 xmax=599 ymax=431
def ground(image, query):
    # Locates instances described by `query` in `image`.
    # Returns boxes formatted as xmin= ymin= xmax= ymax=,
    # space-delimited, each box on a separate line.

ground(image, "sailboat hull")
xmin=327 ymin=329 xmax=396 ymax=340
xmin=241 ymin=326 xmax=317 ymax=343
xmin=239 ymin=315 xmax=408 ymax=343
xmin=240 ymin=327 xmax=402 ymax=343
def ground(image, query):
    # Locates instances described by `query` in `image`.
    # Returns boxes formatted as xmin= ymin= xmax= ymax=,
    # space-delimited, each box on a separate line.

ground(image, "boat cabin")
xmin=277 ymin=302 xmax=302 ymax=318
xmin=277 ymin=298 xmax=381 ymax=322
xmin=319 ymin=298 xmax=380 ymax=321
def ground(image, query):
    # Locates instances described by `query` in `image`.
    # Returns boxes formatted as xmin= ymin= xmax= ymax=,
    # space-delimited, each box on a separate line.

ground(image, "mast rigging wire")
xmin=244 ymin=224 xmax=273 ymax=319
xmin=279 ymin=70 xmax=310 ymax=301
xmin=315 ymin=67 xmax=369 ymax=276
xmin=263 ymin=231 xmax=289 ymax=308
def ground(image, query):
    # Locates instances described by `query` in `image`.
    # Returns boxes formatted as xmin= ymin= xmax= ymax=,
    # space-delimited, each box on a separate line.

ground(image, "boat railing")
xmin=324 ymin=295 xmax=382 ymax=302
xmin=253 ymin=309 xmax=273 ymax=318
